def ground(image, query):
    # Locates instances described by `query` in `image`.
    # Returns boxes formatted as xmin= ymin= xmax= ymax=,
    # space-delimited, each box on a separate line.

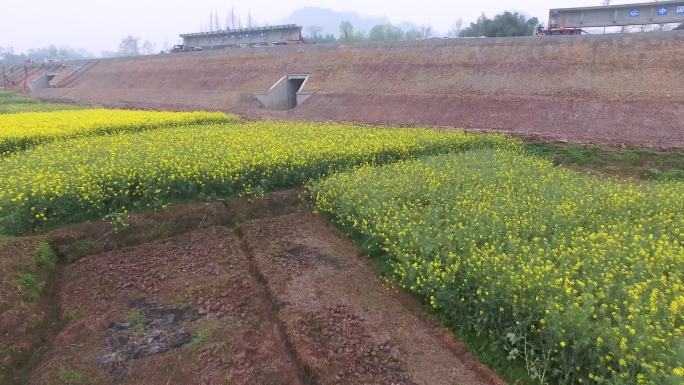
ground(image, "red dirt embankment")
xmin=33 ymin=32 xmax=684 ymax=148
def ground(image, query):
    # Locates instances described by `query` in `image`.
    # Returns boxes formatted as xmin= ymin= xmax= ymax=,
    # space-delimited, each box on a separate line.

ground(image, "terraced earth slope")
xmin=23 ymin=32 xmax=684 ymax=149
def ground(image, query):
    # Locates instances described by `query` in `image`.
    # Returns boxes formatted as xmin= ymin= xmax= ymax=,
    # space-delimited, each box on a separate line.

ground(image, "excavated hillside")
xmin=23 ymin=32 xmax=684 ymax=148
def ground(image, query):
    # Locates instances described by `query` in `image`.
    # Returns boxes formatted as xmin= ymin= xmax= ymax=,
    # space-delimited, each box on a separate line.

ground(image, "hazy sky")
xmin=2 ymin=0 xmax=610 ymax=54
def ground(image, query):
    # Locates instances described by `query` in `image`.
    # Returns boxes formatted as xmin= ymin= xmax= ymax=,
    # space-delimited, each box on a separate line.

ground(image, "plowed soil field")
xmin=2 ymin=190 xmax=502 ymax=385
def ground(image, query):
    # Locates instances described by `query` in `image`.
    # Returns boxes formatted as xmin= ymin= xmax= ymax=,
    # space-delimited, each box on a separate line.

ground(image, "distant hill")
xmin=281 ymin=7 xmax=422 ymax=37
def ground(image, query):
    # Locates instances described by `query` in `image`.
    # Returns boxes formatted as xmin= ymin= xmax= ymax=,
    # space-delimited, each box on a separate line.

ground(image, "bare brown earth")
xmin=1 ymin=190 xmax=504 ymax=385
xmin=23 ymin=32 xmax=684 ymax=149
xmin=0 ymin=236 xmax=53 ymax=383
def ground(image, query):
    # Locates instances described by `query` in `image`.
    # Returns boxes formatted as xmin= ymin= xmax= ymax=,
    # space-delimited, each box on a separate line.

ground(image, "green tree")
xmin=447 ymin=19 xmax=464 ymax=37
xmin=404 ymin=27 xmax=434 ymax=41
xmin=118 ymin=35 xmax=140 ymax=57
xmin=405 ymin=29 xmax=424 ymax=40
xmin=338 ymin=21 xmax=366 ymax=42
xmin=369 ymin=24 xmax=404 ymax=41
xmin=306 ymin=25 xmax=336 ymax=42
xmin=420 ymin=24 xmax=433 ymax=38
xmin=461 ymin=11 xmax=539 ymax=37
xmin=305 ymin=25 xmax=324 ymax=41
xmin=339 ymin=21 xmax=354 ymax=41
xmin=460 ymin=13 xmax=489 ymax=37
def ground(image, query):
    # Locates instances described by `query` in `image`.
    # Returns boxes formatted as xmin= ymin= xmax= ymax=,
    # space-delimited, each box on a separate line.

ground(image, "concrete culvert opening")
xmin=255 ymin=75 xmax=312 ymax=110
xmin=287 ymin=77 xmax=306 ymax=109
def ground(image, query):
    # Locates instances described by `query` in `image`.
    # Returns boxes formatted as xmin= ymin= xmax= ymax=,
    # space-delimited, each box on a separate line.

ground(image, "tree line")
xmin=314 ymin=10 xmax=684 ymax=42
xmin=0 ymin=45 xmax=92 ymax=65
xmin=202 ymin=7 xmax=264 ymax=33
xmin=3 ymin=7 xmax=682 ymax=64
xmin=306 ymin=11 xmax=540 ymax=43
xmin=104 ymin=36 xmax=158 ymax=58
xmin=0 ymin=39 xmax=161 ymax=64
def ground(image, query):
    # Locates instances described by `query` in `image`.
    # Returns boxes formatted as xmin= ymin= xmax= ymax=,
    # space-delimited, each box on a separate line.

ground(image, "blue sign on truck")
xmin=629 ymin=9 xmax=640 ymax=17
xmin=676 ymin=5 xmax=684 ymax=14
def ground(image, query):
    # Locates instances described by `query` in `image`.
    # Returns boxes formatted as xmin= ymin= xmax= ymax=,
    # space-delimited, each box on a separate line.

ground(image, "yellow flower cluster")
xmin=0 ymin=119 xmax=517 ymax=233
xmin=0 ymin=109 xmax=236 ymax=155
xmin=311 ymin=149 xmax=684 ymax=385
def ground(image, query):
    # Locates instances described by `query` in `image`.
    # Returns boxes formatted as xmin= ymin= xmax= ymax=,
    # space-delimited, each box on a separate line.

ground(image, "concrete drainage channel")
xmin=255 ymin=74 xmax=312 ymax=110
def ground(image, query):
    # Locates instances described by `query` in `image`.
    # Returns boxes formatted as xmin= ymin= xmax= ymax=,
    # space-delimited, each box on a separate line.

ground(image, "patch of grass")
xmin=17 ymin=271 xmax=43 ymax=300
xmin=524 ymin=142 xmax=684 ymax=180
xmin=64 ymin=307 xmax=85 ymax=323
xmin=70 ymin=239 xmax=101 ymax=259
xmin=0 ymin=91 xmax=84 ymax=114
xmin=187 ymin=327 xmax=216 ymax=351
xmin=125 ymin=309 xmax=142 ymax=322
xmin=450 ymin=327 xmax=534 ymax=385
xmin=148 ymin=222 xmax=177 ymax=240
xmin=55 ymin=367 xmax=85 ymax=385
xmin=217 ymin=341 xmax=232 ymax=355
xmin=170 ymin=293 xmax=190 ymax=310
xmin=123 ymin=309 xmax=150 ymax=335
xmin=33 ymin=241 xmax=57 ymax=271
xmin=0 ymin=234 xmax=13 ymax=246
xmin=648 ymin=168 xmax=684 ymax=181
xmin=132 ymin=322 xmax=149 ymax=335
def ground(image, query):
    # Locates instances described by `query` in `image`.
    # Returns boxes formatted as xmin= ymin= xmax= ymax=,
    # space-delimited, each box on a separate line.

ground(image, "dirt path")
xmin=241 ymin=212 xmax=503 ymax=385
xmin=2 ymin=191 xmax=504 ymax=385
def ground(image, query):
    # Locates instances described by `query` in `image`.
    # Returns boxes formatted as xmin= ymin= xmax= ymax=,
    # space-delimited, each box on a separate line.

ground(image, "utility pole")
xmin=23 ymin=65 xmax=27 ymax=92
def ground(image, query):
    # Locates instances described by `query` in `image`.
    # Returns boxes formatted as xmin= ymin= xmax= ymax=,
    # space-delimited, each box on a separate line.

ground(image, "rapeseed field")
xmin=3 ymin=106 xmax=680 ymax=385
xmin=0 ymin=120 xmax=515 ymax=233
xmin=310 ymin=149 xmax=684 ymax=385
xmin=0 ymin=109 xmax=236 ymax=155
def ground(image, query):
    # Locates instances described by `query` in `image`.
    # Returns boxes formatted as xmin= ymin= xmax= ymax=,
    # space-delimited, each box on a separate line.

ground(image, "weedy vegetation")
xmin=55 ymin=366 xmax=86 ymax=385
xmin=0 ymin=91 xmax=83 ymax=114
xmin=524 ymin=142 xmax=684 ymax=181
xmin=17 ymin=271 xmax=43 ymax=300
xmin=33 ymin=241 xmax=57 ymax=270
